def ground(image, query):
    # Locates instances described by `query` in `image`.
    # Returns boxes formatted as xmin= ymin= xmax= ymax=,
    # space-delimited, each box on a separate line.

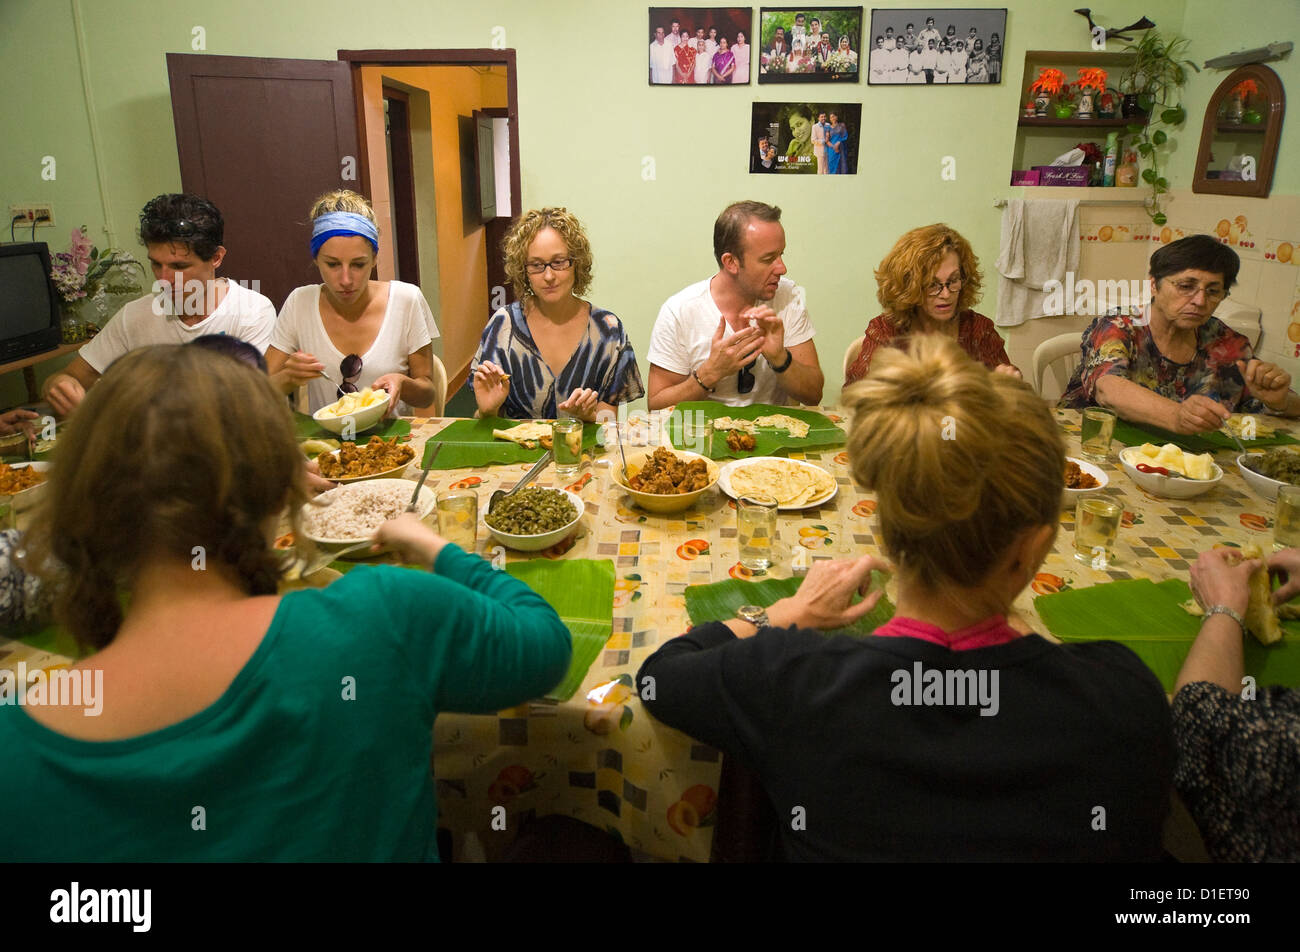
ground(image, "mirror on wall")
xmin=1192 ymin=64 xmax=1285 ymax=197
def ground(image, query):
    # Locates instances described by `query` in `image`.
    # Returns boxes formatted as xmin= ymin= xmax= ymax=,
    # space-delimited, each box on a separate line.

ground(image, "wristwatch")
xmin=736 ymin=605 xmax=770 ymax=628
xmin=1204 ymin=604 xmax=1246 ymax=633
xmin=771 ymin=348 xmax=794 ymax=373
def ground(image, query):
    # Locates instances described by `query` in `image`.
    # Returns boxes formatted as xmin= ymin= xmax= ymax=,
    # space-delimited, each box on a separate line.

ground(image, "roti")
xmin=730 ymin=459 xmax=835 ymax=507
xmin=711 ymin=416 xmax=755 ymax=433
xmin=753 ymin=414 xmax=811 ymax=439
xmin=493 ymin=421 xmax=553 ymax=450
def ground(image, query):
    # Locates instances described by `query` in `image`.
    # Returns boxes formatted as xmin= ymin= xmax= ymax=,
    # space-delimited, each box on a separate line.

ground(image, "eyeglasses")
xmin=925 ymin=275 xmax=964 ymax=297
xmin=525 ymin=257 xmax=574 ymax=275
xmin=338 ymin=353 xmax=363 ymax=397
xmin=1167 ymin=279 xmax=1228 ymax=304
xmin=738 ymin=359 xmax=757 ymax=395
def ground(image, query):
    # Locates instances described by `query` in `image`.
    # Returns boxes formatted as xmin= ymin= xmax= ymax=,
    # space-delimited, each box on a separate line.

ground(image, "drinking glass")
xmin=1079 ymin=408 xmax=1117 ymax=462
xmin=436 ymin=488 xmax=479 ymax=551
xmin=1074 ymin=497 xmax=1121 ymax=568
xmin=738 ymin=493 xmax=778 ymax=571
xmin=1275 ymin=486 xmax=1300 ymax=550
xmin=552 ymin=419 xmax=583 ymax=479
xmin=684 ymin=415 xmax=715 ymax=458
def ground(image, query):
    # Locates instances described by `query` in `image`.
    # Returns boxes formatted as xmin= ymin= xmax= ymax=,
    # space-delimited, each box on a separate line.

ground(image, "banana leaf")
xmin=1034 ymin=578 xmax=1300 ymax=691
xmin=293 ymin=412 xmax=410 ymax=442
xmin=1111 ymin=419 xmax=1298 ymax=453
xmin=420 ymin=418 xmax=602 ymax=470
xmin=665 ymin=402 xmax=846 ymax=460
xmin=684 ymin=571 xmax=894 ymax=637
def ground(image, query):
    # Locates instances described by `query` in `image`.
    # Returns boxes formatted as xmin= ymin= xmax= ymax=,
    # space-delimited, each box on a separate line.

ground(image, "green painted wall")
xmin=7 ymin=0 xmax=1296 ymax=412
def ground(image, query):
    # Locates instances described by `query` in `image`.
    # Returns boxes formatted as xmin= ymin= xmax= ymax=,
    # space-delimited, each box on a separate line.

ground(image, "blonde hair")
xmin=875 ymin=224 xmax=983 ymax=334
xmin=25 ymin=345 xmax=308 ymax=651
xmin=309 ymin=188 xmax=377 ymax=223
xmin=842 ymin=335 xmax=1062 ymax=589
xmin=502 ymin=207 xmax=593 ymax=301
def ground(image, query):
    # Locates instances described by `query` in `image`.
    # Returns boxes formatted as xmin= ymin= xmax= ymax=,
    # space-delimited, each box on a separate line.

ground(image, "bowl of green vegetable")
xmin=1237 ymin=450 xmax=1300 ymax=503
xmin=484 ymin=486 xmax=583 ymax=551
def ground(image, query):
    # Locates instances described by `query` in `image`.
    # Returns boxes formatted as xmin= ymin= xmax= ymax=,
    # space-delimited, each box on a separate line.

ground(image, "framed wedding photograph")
xmin=757 ymin=7 xmax=863 ymax=84
xmin=750 ymin=102 xmax=861 ymax=174
xmin=865 ymin=7 xmax=1006 ymax=84
xmin=649 ymin=7 xmax=755 ymax=85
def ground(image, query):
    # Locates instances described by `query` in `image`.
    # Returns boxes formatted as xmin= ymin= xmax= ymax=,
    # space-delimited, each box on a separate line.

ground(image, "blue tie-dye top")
xmin=468 ymin=301 xmax=645 ymax=419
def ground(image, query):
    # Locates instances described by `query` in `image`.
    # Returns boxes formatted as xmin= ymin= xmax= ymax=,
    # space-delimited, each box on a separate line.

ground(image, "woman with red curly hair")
xmin=844 ymin=224 xmax=1021 ymax=386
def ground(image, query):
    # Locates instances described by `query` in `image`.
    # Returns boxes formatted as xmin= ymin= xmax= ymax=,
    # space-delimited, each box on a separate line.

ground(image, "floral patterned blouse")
xmin=844 ymin=310 xmax=1011 ymax=385
xmin=1060 ymin=308 xmax=1268 ymax=412
xmin=1173 ymin=681 xmax=1300 ymax=861
xmin=469 ymin=301 xmax=645 ymax=420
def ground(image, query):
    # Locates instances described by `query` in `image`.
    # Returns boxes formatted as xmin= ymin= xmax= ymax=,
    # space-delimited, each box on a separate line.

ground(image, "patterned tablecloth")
xmin=0 ymin=408 xmax=1285 ymax=862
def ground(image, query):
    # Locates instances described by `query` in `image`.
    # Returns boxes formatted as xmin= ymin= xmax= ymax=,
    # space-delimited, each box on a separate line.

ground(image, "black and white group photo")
xmin=866 ymin=7 xmax=1006 ymax=84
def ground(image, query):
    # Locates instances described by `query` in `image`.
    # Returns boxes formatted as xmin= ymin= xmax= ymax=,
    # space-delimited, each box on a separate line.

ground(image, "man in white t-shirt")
xmin=647 ymin=201 xmax=823 ymax=409
xmin=42 ymin=193 xmax=275 ymax=417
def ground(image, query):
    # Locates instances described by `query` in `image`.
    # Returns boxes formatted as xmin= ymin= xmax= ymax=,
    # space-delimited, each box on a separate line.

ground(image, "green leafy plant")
xmin=1119 ymin=31 xmax=1199 ymax=225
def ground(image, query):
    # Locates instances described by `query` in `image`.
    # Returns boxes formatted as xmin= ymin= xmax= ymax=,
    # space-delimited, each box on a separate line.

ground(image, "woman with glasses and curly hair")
xmin=470 ymin=207 xmax=645 ymax=421
xmin=1061 ymin=235 xmax=1300 ymax=433
xmin=844 ymin=224 xmax=1020 ymax=386
xmin=2 ymin=344 xmax=570 ymax=860
xmin=266 ymin=189 xmax=440 ymax=415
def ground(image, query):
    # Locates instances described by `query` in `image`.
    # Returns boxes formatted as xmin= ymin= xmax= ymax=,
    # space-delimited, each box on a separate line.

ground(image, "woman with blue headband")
xmin=267 ymin=190 xmax=439 ymax=414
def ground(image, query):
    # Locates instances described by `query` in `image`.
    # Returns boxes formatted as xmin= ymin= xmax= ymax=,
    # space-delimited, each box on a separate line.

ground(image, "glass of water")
xmin=738 ymin=493 xmax=778 ymax=571
xmin=1275 ymin=486 xmax=1300 ymax=551
xmin=1074 ymin=497 xmax=1121 ymax=568
xmin=552 ymin=419 xmax=583 ymax=480
xmin=1079 ymin=408 xmax=1117 ymax=462
xmin=436 ymin=488 xmax=479 ymax=551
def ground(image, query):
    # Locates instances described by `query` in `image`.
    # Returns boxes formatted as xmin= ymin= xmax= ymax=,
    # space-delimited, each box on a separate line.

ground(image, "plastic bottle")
xmin=1102 ymin=132 xmax=1119 ymax=187
xmin=1116 ymin=148 xmax=1139 ymax=187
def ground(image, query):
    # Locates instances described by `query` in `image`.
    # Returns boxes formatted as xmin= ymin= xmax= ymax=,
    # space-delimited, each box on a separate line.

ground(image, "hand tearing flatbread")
xmin=1182 ymin=543 xmax=1285 ymax=645
xmin=492 ymin=421 xmax=553 ymax=451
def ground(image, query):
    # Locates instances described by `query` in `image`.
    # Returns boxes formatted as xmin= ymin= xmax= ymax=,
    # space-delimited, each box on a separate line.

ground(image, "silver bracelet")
xmin=1204 ymin=604 xmax=1245 ymax=633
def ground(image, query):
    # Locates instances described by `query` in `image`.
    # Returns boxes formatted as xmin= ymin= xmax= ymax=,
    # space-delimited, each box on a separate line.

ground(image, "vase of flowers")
xmin=49 ymin=226 xmax=145 ymax=341
xmin=1029 ymin=68 xmax=1065 ymax=117
xmin=1225 ymin=78 xmax=1258 ymax=124
xmin=1075 ymin=68 xmax=1108 ymax=119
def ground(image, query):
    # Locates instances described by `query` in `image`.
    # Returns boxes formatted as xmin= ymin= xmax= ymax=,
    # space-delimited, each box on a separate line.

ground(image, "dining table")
xmin=1 ymin=406 xmax=1293 ymax=863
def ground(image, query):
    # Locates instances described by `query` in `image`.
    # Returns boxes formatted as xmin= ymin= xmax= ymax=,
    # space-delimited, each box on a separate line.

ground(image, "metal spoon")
xmin=489 ymin=450 xmax=552 ymax=513
xmin=282 ymin=538 xmax=374 ymax=580
xmin=407 ymin=442 xmax=441 ymax=512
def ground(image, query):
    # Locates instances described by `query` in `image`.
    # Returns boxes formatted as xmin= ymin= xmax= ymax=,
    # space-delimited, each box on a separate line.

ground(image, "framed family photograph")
xmin=750 ymin=102 xmax=861 ymax=174
xmin=866 ymin=7 xmax=1007 ymax=84
xmin=757 ymin=7 xmax=863 ymax=83
xmin=649 ymin=7 xmax=755 ymax=85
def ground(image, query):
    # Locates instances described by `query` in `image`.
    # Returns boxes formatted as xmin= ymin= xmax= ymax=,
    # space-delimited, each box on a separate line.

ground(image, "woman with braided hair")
xmin=1 ymin=344 xmax=570 ymax=860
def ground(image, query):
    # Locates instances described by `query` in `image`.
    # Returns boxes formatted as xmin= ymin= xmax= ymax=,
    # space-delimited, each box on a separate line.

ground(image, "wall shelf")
xmin=1018 ymin=116 xmax=1143 ymax=128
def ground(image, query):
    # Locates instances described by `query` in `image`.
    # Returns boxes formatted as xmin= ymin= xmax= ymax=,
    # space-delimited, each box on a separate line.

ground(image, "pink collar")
xmin=873 ymin=615 xmax=1021 ymax=651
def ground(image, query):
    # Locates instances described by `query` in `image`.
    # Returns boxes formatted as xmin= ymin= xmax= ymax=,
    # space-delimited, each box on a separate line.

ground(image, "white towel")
xmin=994 ymin=198 xmax=1080 ymax=326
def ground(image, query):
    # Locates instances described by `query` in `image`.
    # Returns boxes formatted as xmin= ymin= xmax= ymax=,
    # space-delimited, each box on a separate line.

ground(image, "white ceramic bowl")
xmin=1118 ymin=447 xmax=1222 ymax=499
xmin=1236 ymin=452 xmax=1300 ymax=503
xmin=485 ymin=488 xmax=584 ymax=551
xmin=614 ymin=449 xmax=721 ymax=514
xmin=1063 ymin=456 xmax=1108 ymax=505
xmin=299 ymin=478 xmax=435 ymax=546
xmin=311 ymin=390 xmax=392 ymax=436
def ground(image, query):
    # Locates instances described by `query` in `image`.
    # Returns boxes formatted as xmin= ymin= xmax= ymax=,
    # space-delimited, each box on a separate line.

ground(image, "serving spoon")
xmin=489 ymin=450 xmax=552 ymax=513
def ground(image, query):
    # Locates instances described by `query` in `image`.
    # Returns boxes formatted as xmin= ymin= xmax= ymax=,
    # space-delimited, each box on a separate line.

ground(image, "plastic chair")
xmin=1032 ymin=332 xmax=1083 ymax=400
xmin=843 ymin=337 xmax=864 ymax=378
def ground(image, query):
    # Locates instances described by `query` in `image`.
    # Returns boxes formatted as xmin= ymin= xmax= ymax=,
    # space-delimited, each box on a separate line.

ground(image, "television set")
xmin=0 ymin=242 xmax=60 ymax=364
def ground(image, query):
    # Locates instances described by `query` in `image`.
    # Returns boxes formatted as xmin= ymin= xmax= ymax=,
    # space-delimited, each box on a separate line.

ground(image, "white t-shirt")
xmin=647 ymin=276 xmax=815 ymax=408
xmin=81 ymin=280 xmax=276 ymax=374
xmin=271 ymin=281 xmax=436 ymax=413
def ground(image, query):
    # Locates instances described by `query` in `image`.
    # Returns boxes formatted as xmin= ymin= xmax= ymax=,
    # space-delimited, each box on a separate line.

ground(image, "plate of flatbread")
xmin=718 ymin=457 xmax=837 ymax=510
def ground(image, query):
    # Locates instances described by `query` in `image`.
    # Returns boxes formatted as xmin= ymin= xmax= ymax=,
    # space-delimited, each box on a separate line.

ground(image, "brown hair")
xmin=502 ymin=207 xmax=594 ymax=301
xmin=842 ymin=335 xmax=1063 ymax=589
xmin=25 ymin=345 xmax=307 ymax=650
xmin=875 ymin=224 xmax=983 ymax=334
xmin=713 ymin=200 xmax=782 ymax=267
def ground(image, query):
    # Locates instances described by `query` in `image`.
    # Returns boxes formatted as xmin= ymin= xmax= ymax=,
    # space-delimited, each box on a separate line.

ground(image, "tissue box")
xmin=1033 ymin=165 xmax=1091 ymax=186
xmin=1010 ymin=169 xmax=1041 ymax=186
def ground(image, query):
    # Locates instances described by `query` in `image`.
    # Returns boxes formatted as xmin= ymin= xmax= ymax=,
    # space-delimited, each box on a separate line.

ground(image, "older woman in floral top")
xmin=1060 ymin=235 xmax=1300 ymax=433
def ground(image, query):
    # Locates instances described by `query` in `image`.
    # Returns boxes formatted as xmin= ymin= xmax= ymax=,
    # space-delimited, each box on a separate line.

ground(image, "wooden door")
xmin=167 ymin=53 xmax=360 ymax=309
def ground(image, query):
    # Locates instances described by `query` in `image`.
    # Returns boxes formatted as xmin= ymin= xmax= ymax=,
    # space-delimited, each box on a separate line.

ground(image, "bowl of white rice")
xmin=299 ymin=478 xmax=436 ymax=545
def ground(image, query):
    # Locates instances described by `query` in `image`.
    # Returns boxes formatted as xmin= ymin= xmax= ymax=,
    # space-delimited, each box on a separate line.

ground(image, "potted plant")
xmin=1119 ymin=30 xmax=1199 ymax=224
xmin=1054 ymin=82 xmax=1079 ymax=119
xmin=1225 ymin=77 xmax=1260 ymax=124
xmin=1029 ymin=67 xmax=1065 ymax=117
xmin=1076 ymin=67 xmax=1108 ymax=119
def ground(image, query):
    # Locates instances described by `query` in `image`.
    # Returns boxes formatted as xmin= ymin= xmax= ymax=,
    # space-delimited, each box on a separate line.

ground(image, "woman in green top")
xmin=1 ymin=344 xmax=571 ymax=861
